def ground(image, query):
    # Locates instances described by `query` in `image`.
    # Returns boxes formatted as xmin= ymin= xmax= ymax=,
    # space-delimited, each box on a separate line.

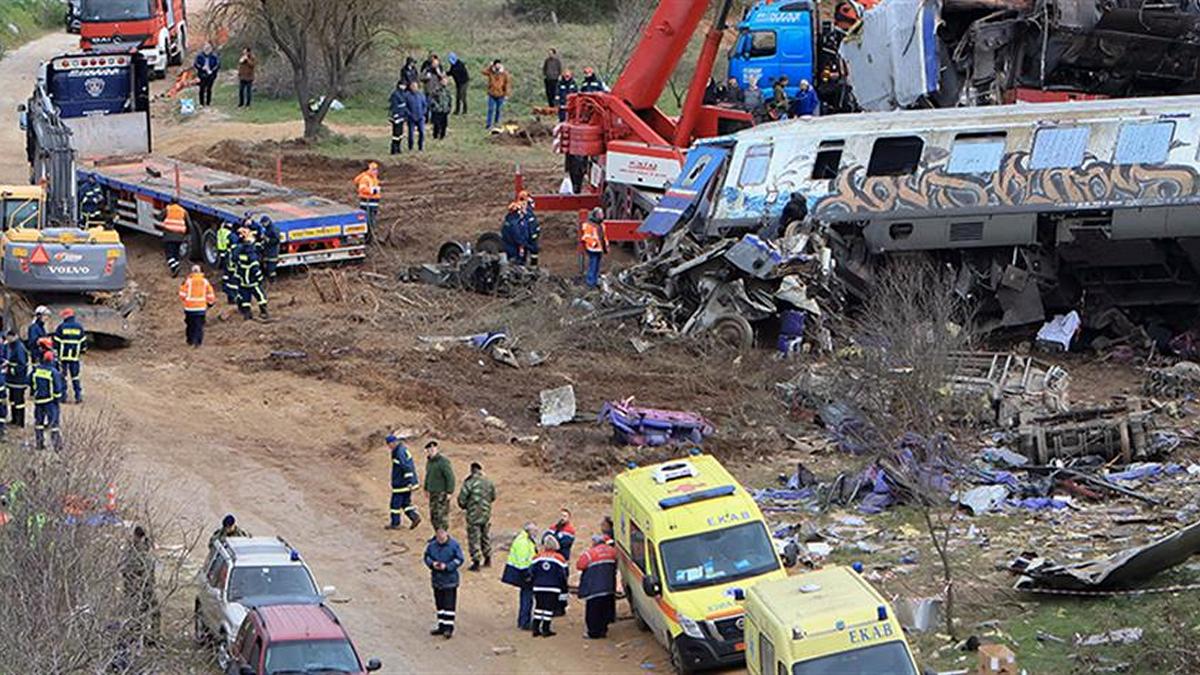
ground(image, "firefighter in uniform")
xmin=234 ymin=232 xmax=268 ymax=320
xmin=53 ymin=308 xmax=86 ymax=403
xmin=26 ymin=306 xmax=50 ymax=353
xmin=161 ymin=201 xmax=189 ymax=277
xmin=0 ymin=334 xmax=9 ymax=439
xmin=530 ymin=535 xmax=568 ymax=637
xmin=387 ymin=433 xmax=422 ymax=530
xmin=78 ymin=179 xmax=107 ymax=229
xmin=5 ymin=331 xmax=29 ymax=429
xmin=457 ymin=461 xmax=496 ymax=571
xmin=32 ymin=350 xmax=65 ymax=451
xmin=260 ymin=216 xmax=281 ymax=280
xmin=216 ymin=221 xmax=239 ymax=304
xmin=576 ymin=534 xmax=618 ymax=638
xmin=354 ymin=162 xmax=381 ymax=230
xmin=518 ymin=191 xmax=541 ymax=268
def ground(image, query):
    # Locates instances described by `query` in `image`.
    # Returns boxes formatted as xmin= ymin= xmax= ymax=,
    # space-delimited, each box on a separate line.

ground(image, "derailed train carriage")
xmin=654 ymin=94 xmax=1200 ymax=327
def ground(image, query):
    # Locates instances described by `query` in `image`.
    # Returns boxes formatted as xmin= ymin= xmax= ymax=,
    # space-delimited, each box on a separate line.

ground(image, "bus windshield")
xmin=80 ymin=0 xmax=153 ymax=22
xmin=659 ymin=521 xmax=779 ymax=591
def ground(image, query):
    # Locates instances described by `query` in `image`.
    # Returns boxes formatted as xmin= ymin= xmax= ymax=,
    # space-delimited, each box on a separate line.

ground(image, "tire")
xmin=670 ymin=639 xmax=694 ymax=675
xmin=181 ymin=221 xmax=203 ymax=262
xmin=215 ymin=631 xmax=231 ymax=670
xmin=476 ymin=232 xmax=503 ymax=255
xmin=192 ymin=604 xmax=210 ymax=646
xmin=201 ymin=228 xmax=220 ymax=269
xmin=629 ymin=596 xmax=650 ymax=632
xmin=710 ymin=314 xmax=754 ymax=352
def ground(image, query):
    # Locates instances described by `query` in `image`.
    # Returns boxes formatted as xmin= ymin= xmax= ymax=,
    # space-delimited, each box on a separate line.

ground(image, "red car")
xmin=226 ymin=604 xmax=381 ymax=675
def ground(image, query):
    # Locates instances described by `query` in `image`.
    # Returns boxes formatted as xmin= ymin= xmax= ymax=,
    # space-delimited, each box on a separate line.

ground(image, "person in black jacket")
xmin=424 ymin=528 xmax=464 ymax=639
xmin=388 ymin=80 xmax=409 ymax=155
xmin=448 ymin=52 xmax=470 ymax=115
xmin=399 ymin=57 xmax=420 ymax=89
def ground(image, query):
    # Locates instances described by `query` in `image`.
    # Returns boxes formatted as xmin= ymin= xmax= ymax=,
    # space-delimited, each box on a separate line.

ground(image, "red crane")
xmin=515 ymin=0 xmax=751 ymax=243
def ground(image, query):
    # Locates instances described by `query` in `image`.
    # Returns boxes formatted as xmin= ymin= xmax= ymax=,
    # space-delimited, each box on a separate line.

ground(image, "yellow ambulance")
xmin=744 ymin=566 xmax=921 ymax=675
xmin=613 ymin=452 xmax=787 ymax=673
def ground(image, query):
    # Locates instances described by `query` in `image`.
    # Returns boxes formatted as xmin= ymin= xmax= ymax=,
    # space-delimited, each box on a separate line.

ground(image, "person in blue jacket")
xmin=31 ymin=350 xmax=65 ymax=451
xmin=5 ymin=331 xmax=29 ymax=429
xmin=500 ymin=202 xmax=524 ymax=263
xmin=388 ymin=80 xmax=409 ymax=155
xmin=789 ymin=79 xmax=821 ymax=117
xmin=518 ymin=192 xmax=541 ymax=267
xmin=403 ymin=81 xmax=428 ymax=152
xmin=53 ymin=308 xmax=86 ymax=403
xmin=193 ymin=43 xmax=220 ymax=107
xmin=424 ymin=528 xmax=464 ymax=639
xmin=26 ymin=306 xmax=50 ymax=354
xmin=387 ymin=433 xmax=422 ymax=530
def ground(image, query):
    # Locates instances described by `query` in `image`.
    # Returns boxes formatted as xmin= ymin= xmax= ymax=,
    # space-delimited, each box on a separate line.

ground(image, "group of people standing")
xmin=1 ymin=306 xmax=86 ymax=450
xmin=390 ymin=53 xmax=463 ymax=153
xmin=541 ymin=48 xmax=607 ymax=122
xmin=384 ymin=434 xmax=616 ymax=641
xmin=191 ymin=42 xmax=258 ymax=110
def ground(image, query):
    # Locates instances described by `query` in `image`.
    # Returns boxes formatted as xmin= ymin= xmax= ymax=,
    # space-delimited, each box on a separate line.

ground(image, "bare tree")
xmin=0 ymin=410 xmax=202 ymax=672
xmin=827 ymin=258 xmax=976 ymax=639
xmin=601 ymin=0 xmax=657 ymax=83
xmin=213 ymin=0 xmax=393 ymax=139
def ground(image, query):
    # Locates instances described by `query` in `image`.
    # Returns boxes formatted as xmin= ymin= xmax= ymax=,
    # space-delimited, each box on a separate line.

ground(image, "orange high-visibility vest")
xmin=354 ymin=171 xmax=381 ymax=202
xmin=580 ymin=221 xmax=606 ymax=253
xmin=179 ymin=273 xmax=216 ymax=311
xmin=162 ymin=203 xmax=188 ymax=235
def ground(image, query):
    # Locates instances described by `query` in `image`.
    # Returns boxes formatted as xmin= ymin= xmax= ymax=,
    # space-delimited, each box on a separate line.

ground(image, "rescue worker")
xmin=26 ymin=306 xmax=50 ymax=354
xmin=216 ymin=222 xmax=239 ymax=304
xmin=555 ymin=70 xmax=578 ymax=122
xmin=580 ymin=66 xmax=606 ymax=93
xmin=387 ymin=432 xmax=422 ymax=530
xmin=530 ymin=535 xmax=568 ymax=637
xmin=161 ymin=200 xmax=189 ymax=277
xmin=78 ymin=179 xmax=107 ymax=229
xmin=354 ymin=162 xmax=381 ymax=230
xmin=500 ymin=202 xmax=524 ymax=263
xmin=234 ymin=232 xmax=269 ymax=320
xmin=32 ymin=349 xmax=64 ymax=451
xmin=53 ymin=308 xmax=85 ymax=403
xmin=457 ymin=462 xmax=496 ymax=571
xmin=5 ymin=331 xmax=29 ymax=429
xmin=580 ymin=207 xmax=608 ymax=288
xmin=423 ymin=527 xmax=464 ymax=639
xmin=388 ymin=80 xmax=409 ymax=155
xmin=121 ymin=524 xmax=160 ymax=642
xmin=209 ymin=513 xmax=250 ymax=546
xmin=577 ymin=533 xmax=618 ymax=639
xmin=0 ymin=329 xmax=8 ymax=439
xmin=519 ymin=192 xmax=541 ymax=268
xmin=259 ymin=216 xmax=281 ymax=280
xmin=179 ymin=265 xmax=216 ymax=347
xmin=423 ymin=441 xmax=455 ymax=532
xmin=501 ymin=522 xmax=540 ymax=630
xmin=548 ymin=508 xmax=576 ymax=616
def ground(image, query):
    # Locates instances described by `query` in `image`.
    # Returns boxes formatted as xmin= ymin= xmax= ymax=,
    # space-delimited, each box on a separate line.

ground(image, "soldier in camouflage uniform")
xmin=423 ymin=441 xmax=455 ymax=532
xmin=457 ymin=462 xmax=497 ymax=571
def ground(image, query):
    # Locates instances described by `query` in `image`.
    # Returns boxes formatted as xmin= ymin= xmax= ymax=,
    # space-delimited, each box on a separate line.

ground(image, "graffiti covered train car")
xmin=694 ymin=95 xmax=1200 ymax=324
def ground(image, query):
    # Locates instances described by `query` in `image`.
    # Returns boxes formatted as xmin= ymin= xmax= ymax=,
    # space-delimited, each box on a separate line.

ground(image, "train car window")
xmin=947 ymin=132 xmax=1006 ymax=175
xmin=1031 ymin=126 xmax=1089 ymax=169
xmin=1115 ymin=121 xmax=1174 ymax=165
xmin=812 ymin=140 xmax=844 ymax=179
xmin=739 ymin=144 xmax=773 ymax=186
xmin=867 ymin=136 xmax=924 ymax=176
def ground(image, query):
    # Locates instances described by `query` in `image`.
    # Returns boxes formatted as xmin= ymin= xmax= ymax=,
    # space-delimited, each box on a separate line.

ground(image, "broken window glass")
xmin=867 ymin=136 xmax=924 ymax=176
xmin=1114 ymin=121 xmax=1174 ymax=165
xmin=738 ymin=144 xmax=773 ymax=186
xmin=812 ymin=140 xmax=844 ymax=180
xmin=947 ymin=133 xmax=1006 ymax=175
xmin=1030 ymin=127 xmax=1089 ymax=170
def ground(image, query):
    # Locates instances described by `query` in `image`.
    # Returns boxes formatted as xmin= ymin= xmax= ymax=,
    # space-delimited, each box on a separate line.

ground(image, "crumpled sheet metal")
xmin=597 ymin=400 xmax=716 ymax=447
xmin=1014 ymin=519 xmax=1200 ymax=591
xmin=840 ymin=0 xmax=943 ymax=111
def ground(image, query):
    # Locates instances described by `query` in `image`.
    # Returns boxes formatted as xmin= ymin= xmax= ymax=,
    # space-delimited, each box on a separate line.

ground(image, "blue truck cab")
xmin=728 ymin=0 xmax=817 ymax=99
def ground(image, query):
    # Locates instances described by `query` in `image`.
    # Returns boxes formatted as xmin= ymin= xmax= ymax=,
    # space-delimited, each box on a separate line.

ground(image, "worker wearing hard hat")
xmin=179 ymin=265 xmax=216 ymax=347
xmin=31 ymin=348 xmax=65 ymax=451
xmin=579 ymin=207 xmax=609 ymax=288
xmin=234 ymin=230 xmax=269 ymax=321
xmin=354 ymin=162 xmax=381 ymax=231
xmin=53 ymin=308 xmax=86 ymax=404
xmin=161 ymin=201 xmax=189 ymax=278
xmin=580 ymin=67 xmax=606 ymax=93
xmin=518 ymin=192 xmax=541 ymax=268
xmin=26 ymin=306 xmax=50 ymax=354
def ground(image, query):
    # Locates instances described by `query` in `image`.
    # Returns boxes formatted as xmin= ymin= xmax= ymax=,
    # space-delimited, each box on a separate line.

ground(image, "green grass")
xmin=0 ymin=0 xmax=61 ymax=54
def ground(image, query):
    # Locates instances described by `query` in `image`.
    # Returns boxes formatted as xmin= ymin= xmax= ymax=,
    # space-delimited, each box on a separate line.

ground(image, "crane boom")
xmin=612 ymin=0 xmax=716 ymax=111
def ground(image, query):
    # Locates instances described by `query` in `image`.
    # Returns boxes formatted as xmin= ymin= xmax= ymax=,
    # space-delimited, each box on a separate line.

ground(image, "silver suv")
xmin=193 ymin=537 xmax=333 ymax=670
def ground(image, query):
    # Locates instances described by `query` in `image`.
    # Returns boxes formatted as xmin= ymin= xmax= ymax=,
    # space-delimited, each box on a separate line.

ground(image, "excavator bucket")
xmin=44 ymin=303 xmax=136 ymax=347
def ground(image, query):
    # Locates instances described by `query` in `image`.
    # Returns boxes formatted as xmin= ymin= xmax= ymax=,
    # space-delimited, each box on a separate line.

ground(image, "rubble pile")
xmin=399 ymin=251 xmax=540 ymax=297
xmin=599 ymin=228 xmax=841 ymax=351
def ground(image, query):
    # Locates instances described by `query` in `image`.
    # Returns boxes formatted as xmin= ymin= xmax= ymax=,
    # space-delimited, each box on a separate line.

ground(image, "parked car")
xmin=194 ymin=537 xmax=334 ymax=671
xmin=225 ymin=604 xmax=382 ymax=675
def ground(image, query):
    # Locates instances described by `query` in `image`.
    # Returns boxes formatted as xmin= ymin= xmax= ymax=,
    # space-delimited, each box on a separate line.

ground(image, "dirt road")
xmin=0 ymin=31 xmax=75 ymax=183
xmin=0 ymin=31 xmax=665 ymax=675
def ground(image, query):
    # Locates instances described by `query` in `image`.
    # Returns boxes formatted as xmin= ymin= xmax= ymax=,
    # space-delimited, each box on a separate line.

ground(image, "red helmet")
xmin=59 ymin=308 xmax=75 ymax=319
xmin=41 ymin=351 xmax=54 ymax=362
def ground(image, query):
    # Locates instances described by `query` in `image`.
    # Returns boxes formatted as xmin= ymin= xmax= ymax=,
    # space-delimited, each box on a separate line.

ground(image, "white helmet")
xmin=34 ymin=306 xmax=49 ymax=316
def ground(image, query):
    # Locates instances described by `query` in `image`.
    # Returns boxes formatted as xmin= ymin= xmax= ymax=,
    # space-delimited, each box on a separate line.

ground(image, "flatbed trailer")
xmin=79 ymin=157 xmax=369 ymax=270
